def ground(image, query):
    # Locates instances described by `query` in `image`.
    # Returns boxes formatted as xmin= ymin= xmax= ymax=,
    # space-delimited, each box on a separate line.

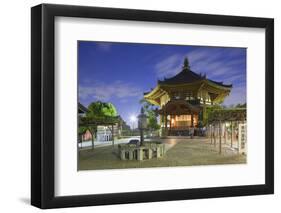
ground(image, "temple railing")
xmin=187 ymin=99 xmax=201 ymax=105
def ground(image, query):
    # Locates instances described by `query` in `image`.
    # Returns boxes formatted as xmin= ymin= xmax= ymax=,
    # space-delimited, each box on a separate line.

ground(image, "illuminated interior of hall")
xmin=144 ymin=57 xmax=232 ymax=136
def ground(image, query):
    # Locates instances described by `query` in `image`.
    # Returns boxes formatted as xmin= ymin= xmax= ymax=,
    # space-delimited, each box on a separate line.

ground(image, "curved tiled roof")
xmin=78 ymin=102 xmax=89 ymax=113
xmin=157 ymin=58 xmax=232 ymax=88
xmin=158 ymin=68 xmax=203 ymax=84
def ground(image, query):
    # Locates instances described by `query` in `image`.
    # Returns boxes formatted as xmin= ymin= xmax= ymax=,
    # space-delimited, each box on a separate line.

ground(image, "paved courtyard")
xmin=78 ymin=137 xmax=246 ymax=170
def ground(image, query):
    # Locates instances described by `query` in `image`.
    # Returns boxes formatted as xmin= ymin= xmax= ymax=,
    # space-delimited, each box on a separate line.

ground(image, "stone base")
xmin=118 ymin=143 xmax=165 ymax=161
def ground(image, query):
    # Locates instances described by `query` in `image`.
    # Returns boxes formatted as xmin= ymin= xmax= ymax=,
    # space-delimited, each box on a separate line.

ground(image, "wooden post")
xmin=77 ymin=136 xmax=80 ymax=165
xmin=165 ymin=114 xmax=168 ymax=130
xmin=210 ymin=125 xmax=213 ymax=144
xmin=236 ymin=121 xmax=239 ymax=150
xmin=112 ymin=125 xmax=114 ymax=147
xmin=234 ymin=121 xmax=239 ymax=150
xmin=224 ymin=123 xmax=227 ymax=144
xmin=90 ymin=130 xmax=94 ymax=150
xmin=164 ymin=113 xmax=168 ymax=136
xmin=169 ymin=115 xmax=172 ymax=132
xmin=231 ymin=121 xmax=233 ymax=148
xmin=214 ymin=123 xmax=216 ymax=147
xmin=219 ymin=120 xmax=222 ymax=154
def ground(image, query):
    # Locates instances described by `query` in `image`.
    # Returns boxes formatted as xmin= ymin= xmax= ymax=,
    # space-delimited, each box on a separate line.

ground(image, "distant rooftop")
xmin=78 ymin=102 xmax=88 ymax=114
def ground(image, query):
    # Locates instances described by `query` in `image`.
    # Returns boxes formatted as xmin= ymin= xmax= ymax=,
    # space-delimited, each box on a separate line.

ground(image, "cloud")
xmin=154 ymin=47 xmax=246 ymax=106
xmin=155 ymin=47 xmax=246 ymax=83
xmin=155 ymin=54 xmax=183 ymax=78
xmin=223 ymin=85 xmax=246 ymax=106
xmin=96 ymin=42 xmax=112 ymax=52
xmin=79 ymin=81 xmax=142 ymax=102
xmin=223 ymin=74 xmax=246 ymax=85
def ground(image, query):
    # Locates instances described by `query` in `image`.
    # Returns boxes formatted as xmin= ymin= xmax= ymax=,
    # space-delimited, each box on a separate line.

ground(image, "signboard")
xmin=238 ymin=123 xmax=247 ymax=154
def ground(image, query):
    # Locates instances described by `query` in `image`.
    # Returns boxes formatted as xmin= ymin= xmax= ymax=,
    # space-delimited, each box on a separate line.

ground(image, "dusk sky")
xmin=78 ymin=41 xmax=246 ymax=126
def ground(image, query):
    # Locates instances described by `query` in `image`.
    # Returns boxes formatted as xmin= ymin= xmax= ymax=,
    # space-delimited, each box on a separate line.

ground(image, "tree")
xmin=235 ymin=103 xmax=246 ymax=108
xmin=87 ymin=101 xmax=117 ymax=118
xmin=139 ymin=99 xmax=160 ymax=132
xmin=80 ymin=101 xmax=118 ymax=149
xmin=147 ymin=110 xmax=160 ymax=130
xmin=205 ymin=104 xmax=223 ymax=125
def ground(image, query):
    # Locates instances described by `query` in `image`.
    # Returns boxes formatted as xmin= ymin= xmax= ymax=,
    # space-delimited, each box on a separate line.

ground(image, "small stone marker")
xmin=156 ymin=147 xmax=161 ymax=158
xmin=137 ymin=148 xmax=143 ymax=161
xmin=148 ymin=149 xmax=153 ymax=159
xmin=129 ymin=150 xmax=134 ymax=160
xmin=120 ymin=149 xmax=126 ymax=160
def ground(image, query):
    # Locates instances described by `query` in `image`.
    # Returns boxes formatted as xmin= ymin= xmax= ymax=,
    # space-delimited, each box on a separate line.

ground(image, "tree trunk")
xmin=90 ymin=130 xmax=94 ymax=150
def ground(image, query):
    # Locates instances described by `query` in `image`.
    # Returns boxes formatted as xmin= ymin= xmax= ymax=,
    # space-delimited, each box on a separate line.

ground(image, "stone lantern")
xmin=138 ymin=107 xmax=147 ymax=146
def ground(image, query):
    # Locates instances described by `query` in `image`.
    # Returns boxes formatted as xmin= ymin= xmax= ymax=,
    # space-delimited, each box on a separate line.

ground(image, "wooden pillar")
xmin=112 ymin=125 xmax=115 ymax=147
xmin=78 ymin=136 xmax=81 ymax=161
xmin=80 ymin=135 xmax=83 ymax=149
xmin=203 ymin=105 xmax=206 ymax=125
xmin=90 ymin=130 xmax=94 ymax=150
xmin=162 ymin=112 xmax=167 ymax=136
xmin=169 ymin=115 xmax=172 ymax=131
xmin=236 ymin=121 xmax=239 ymax=149
xmin=210 ymin=125 xmax=213 ymax=144
xmin=224 ymin=122 xmax=227 ymax=144
xmin=219 ymin=120 xmax=222 ymax=154
xmin=230 ymin=121 xmax=233 ymax=148
xmin=214 ymin=123 xmax=216 ymax=147
xmin=234 ymin=121 xmax=239 ymax=148
xmin=165 ymin=114 xmax=168 ymax=129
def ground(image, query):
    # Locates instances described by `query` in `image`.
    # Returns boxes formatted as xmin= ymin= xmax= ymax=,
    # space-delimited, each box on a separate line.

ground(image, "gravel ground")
xmin=78 ymin=138 xmax=246 ymax=170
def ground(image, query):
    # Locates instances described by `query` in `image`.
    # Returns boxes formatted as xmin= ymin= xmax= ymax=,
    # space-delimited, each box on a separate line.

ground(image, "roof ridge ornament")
xmin=183 ymin=57 xmax=190 ymax=71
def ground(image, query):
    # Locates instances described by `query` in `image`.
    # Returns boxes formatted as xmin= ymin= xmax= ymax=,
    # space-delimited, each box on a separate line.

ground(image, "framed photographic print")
xmin=31 ymin=4 xmax=274 ymax=209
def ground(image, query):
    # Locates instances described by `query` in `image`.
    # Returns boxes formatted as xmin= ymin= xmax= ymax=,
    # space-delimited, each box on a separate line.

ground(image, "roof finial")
xmin=183 ymin=57 xmax=190 ymax=70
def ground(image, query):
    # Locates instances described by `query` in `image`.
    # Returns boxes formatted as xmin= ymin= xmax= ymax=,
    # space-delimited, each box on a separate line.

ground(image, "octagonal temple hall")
xmin=144 ymin=58 xmax=232 ymax=136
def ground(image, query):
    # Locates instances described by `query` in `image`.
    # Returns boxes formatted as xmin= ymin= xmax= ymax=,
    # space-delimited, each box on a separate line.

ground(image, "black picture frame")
xmin=31 ymin=3 xmax=274 ymax=209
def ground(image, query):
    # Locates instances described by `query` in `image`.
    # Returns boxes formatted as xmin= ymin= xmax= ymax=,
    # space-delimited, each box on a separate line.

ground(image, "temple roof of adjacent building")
xmin=157 ymin=58 xmax=232 ymax=88
xmin=78 ymin=102 xmax=89 ymax=114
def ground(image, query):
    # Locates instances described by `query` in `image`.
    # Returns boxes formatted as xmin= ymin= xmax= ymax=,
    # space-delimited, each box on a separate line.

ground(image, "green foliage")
xmin=87 ymin=101 xmax=117 ymax=118
xmin=205 ymin=104 xmax=223 ymax=124
xmin=147 ymin=110 xmax=160 ymax=130
xmin=78 ymin=126 xmax=88 ymax=134
xmin=79 ymin=126 xmax=96 ymax=137
xmin=79 ymin=101 xmax=119 ymax=137
xmin=139 ymin=98 xmax=154 ymax=111
xmin=140 ymin=99 xmax=160 ymax=131
xmin=235 ymin=103 xmax=246 ymax=108
xmin=205 ymin=102 xmax=246 ymax=123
